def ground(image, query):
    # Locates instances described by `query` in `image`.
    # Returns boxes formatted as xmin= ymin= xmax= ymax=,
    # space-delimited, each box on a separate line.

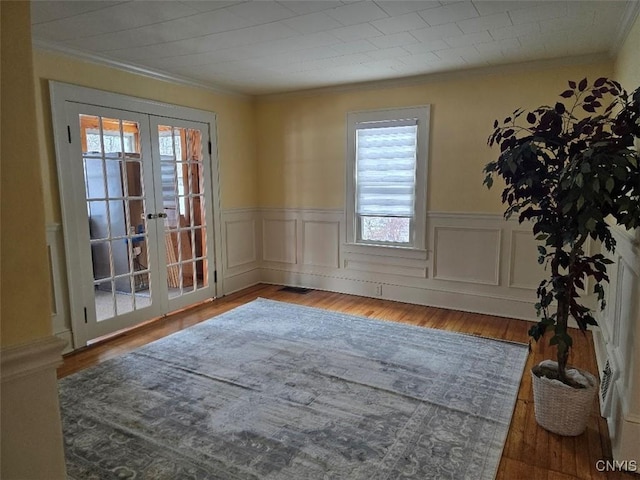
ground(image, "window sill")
xmin=342 ymin=242 xmax=428 ymax=260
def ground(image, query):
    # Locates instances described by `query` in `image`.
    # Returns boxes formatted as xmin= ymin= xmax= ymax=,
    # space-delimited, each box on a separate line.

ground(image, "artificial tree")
xmin=484 ymin=78 xmax=640 ymax=387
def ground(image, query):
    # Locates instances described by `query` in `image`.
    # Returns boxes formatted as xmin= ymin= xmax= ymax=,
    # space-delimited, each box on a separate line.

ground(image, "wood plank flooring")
xmin=58 ymin=284 xmax=635 ymax=479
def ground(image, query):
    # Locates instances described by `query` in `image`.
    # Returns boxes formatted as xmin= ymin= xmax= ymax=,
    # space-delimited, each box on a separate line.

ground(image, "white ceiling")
xmin=31 ymin=1 xmax=637 ymax=95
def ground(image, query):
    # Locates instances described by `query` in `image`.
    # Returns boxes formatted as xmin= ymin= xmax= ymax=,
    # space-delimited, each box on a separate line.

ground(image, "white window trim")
xmin=346 ymin=105 xmax=430 ymax=251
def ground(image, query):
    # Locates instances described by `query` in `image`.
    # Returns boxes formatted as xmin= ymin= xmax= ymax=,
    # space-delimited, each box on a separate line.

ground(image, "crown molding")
xmin=256 ymin=53 xmax=613 ymax=101
xmin=32 ymin=39 xmax=249 ymax=99
xmin=610 ymin=0 xmax=640 ymax=56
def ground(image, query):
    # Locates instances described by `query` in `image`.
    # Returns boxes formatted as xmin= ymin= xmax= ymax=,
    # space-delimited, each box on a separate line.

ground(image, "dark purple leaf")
xmin=594 ymin=77 xmax=607 ymax=87
xmin=583 ymin=104 xmax=596 ymax=113
xmin=584 ymin=95 xmax=595 ymax=102
xmin=503 ymin=128 xmax=514 ymax=137
xmin=504 ymin=116 xmax=512 ymax=123
xmin=560 ymin=89 xmax=574 ymax=98
xmin=527 ymin=112 xmax=536 ymax=124
xmin=569 ymin=80 xmax=576 ymax=88
xmin=578 ymin=78 xmax=588 ymax=91
xmin=592 ymin=100 xmax=601 ymax=108
xmin=493 ymin=119 xmax=498 ymax=128
xmin=555 ymin=102 xmax=566 ymax=114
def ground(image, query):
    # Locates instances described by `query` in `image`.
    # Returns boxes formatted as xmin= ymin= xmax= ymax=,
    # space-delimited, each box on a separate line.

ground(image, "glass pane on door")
xmin=79 ymin=115 xmax=152 ymax=321
xmin=158 ymin=125 xmax=209 ymax=300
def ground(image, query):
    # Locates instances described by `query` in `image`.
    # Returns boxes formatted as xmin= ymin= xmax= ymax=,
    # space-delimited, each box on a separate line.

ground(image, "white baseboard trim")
xmin=1 ymin=336 xmax=66 ymax=382
xmin=261 ymin=268 xmax=539 ymax=321
xmin=222 ymin=268 xmax=262 ymax=296
xmin=608 ymin=406 xmax=640 ymax=471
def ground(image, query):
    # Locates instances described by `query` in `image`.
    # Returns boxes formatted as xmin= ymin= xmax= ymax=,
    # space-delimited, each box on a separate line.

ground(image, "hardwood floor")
xmin=59 ymin=284 xmax=634 ymax=479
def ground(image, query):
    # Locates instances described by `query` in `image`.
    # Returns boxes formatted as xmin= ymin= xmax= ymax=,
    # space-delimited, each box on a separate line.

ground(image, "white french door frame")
xmin=50 ymin=81 xmax=224 ymax=349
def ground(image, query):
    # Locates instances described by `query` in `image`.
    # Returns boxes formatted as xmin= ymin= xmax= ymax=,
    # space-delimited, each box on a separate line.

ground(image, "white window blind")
xmin=355 ymin=121 xmax=418 ymax=217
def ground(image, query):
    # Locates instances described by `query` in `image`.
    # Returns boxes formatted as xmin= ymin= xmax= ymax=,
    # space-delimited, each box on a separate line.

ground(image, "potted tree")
xmin=483 ymin=78 xmax=640 ymax=436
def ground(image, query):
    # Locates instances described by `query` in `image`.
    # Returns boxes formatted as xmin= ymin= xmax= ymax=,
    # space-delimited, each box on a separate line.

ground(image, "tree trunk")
xmin=556 ymin=294 xmax=570 ymax=384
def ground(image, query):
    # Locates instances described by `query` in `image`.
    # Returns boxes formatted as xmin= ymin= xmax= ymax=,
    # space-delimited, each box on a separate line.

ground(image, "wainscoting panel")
xmin=225 ymin=219 xmax=257 ymax=270
xmin=302 ymin=220 xmax=340 ymax=269
xmin=262 ymin=217 xmax=297 ymax=265
xmin=509 ymin=230 xmax=545 ymax=290
xmin=220 ymin=209 xmax=261 ymax=294
xmin=432 ymin=226 xmax=501 ymax=285
xmin=257 ymin=209 xmax=541 ymax=320
xmin=593 ymin=225 xmax=640 ymax=467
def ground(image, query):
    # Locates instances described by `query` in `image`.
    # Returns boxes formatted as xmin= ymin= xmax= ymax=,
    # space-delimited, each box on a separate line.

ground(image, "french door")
xmin=52 ymin=84 xmax=221 ymax=347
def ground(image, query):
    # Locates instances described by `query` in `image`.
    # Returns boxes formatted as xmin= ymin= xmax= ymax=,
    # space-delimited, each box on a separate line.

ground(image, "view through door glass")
xmin=79 ymin=115 xmax=152 ymax=321
xmin=158 ymin=125 xmax=209 ymax=300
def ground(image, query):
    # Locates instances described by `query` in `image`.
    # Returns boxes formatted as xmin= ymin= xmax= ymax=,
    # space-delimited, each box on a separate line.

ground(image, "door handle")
xmin=146 ymin=213 xmax=168 ymax=219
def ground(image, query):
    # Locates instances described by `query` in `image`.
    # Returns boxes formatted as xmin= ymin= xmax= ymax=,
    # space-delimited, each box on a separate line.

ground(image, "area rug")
xmin=59 ymin=298 xmax=528 ymax=480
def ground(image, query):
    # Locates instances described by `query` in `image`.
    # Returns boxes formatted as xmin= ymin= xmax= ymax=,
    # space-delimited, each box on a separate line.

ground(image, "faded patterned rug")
xmin=59 ymin=298 xmax=528 ymax=480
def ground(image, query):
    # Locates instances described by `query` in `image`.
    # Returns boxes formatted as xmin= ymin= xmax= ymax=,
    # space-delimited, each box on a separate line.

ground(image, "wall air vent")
xmin=599 ymin=356 xmax=619 ymax=417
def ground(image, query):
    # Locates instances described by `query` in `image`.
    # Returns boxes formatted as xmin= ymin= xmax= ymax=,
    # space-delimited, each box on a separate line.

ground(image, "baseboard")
xmin=261 ymin=268 xmax=539 ymax=321
xmin=221 ymin=268 xmax=262 ymax=296
xmin=608 ymin=402 xmax=640 ymax=473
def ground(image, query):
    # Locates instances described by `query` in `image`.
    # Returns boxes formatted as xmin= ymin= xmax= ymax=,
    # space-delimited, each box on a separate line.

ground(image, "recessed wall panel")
xmin=509 ymin=230 xmax=546 ymax=289
xmin=302 ymin=220 xmax=340 ymax=268
xmin=433 ymin=227 xmax=500 ymax=285
xmin=263 ymin=218 xmax=297 ymax=264
xmin=225 ymin=219 xmax=256 ymax=269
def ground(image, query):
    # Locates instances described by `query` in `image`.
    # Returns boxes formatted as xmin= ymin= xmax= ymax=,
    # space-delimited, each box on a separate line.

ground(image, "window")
xmin=346 ymin=106 xmax=430 ymax=249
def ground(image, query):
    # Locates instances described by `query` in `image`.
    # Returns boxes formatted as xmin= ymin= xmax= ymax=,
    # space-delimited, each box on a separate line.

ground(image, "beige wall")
xmin=255 ymin=61 xmax=613 ymax=213
xmin=614 ymin=12 xmax=640 ymax=89
xmin=33 ymin=50 xmax=258 ymax=224
xmin=1 ymin=1 xmax=52 ymax=346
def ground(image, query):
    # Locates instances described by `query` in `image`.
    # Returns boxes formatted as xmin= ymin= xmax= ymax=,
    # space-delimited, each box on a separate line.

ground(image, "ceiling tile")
xmin=32 ymin=1 xmax=200 ymax=42
xmin=191 ymin=8 xmax=264 ymax=32
xmin=398 ymin=51 xmax=440 ymax=65
xmin=325 ymin=2 xmax=389 ymax=26
xmin=410 ymin=23 xmax=463 ymax=43
xmin=508 ymin=2 xmax=568 ymax=25
xmin=445 ymin=31 xmax=493 ymax=48
xmin=456 ymin=12 xmax=512 ymax=34
xmin=282 ymin=12 xmax=344 ymax=33
xmin=330 ymin=23 xmax=385 ymax=41
xmin=474 ymin=38 xmax=521 ymax=56
xmin=419 ymin=2 xmax=479 ymax=26
xmin=434 ymin=45 xmax=479 ymax=61
xmin=368 ymin=32 xmax=419 ymax=49
xmin=280 ymin=1 xmax=345 ymax=16
xmin=365 ymin=46 xmax=409 ymax=60
xmin=330 ymin=39 xmax=378 ymax=55
xmin=223 ymin=1 xmax=296 ymax=23
xmin=370 ymin=12 xmax=429 ymax=35
xmin=375 ymin=1 xmax=442 ymax=17
xmin=489 ymin=22 xmax=540 ymax=41
xmin=403 ymin=40 xmax=450 ymax=54
xmin=471 ymin=1 xmax=540 ymax=16
xmin=178 ymin=1 xmax=239 ymax=13
xmin=539 ymin=13 xmax=594 ymax=35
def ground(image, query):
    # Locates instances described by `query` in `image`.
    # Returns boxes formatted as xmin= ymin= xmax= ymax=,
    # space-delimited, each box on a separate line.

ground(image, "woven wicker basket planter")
xmin=531 ymin=363 xmax=598 ymax=436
